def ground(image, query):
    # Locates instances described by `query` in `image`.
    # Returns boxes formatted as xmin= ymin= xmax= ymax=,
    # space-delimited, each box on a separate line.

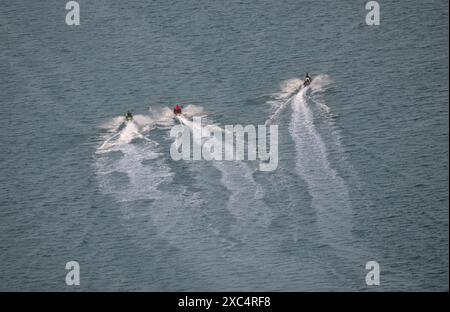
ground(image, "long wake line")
xmin=285 ymin=76 xmax=354 ymax=246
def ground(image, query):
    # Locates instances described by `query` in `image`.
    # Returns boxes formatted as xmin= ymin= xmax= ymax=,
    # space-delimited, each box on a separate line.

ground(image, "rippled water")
xmin=0 ymin=0 xmax=448 ymax=291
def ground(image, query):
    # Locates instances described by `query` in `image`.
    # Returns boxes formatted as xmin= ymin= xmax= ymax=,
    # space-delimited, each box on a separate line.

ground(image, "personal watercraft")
xmin=173 ymin=105 xmax=182 ymax=115
xmin=303 ymin=73 xmax=312 ymax=87
xmin=125 ymin=111 xmax=133 ymax=121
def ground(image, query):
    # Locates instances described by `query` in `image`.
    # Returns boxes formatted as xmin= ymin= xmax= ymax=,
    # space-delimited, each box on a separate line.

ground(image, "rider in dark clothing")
xmin=304 ymin=73 xmax=312 ymax=86
xmin=125 ymin=111 xmax=133 ymax=120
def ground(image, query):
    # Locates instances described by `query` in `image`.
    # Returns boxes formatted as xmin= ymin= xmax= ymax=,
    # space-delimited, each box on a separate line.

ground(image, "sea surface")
xmin=0 ymin=0 xmax=448 ymax=291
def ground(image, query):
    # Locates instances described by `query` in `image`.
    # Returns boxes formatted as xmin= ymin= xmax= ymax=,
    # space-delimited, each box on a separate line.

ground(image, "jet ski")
xmin=291 ymin=75 xmax=312 ymax=95
xmin=125 ymin=111 xmax=133 ymax=121
xmin=291 ymin=74 xmax=312 ymax=95
xmin=303 ymin=73 xmax=312 ymax=87
xmin=173 ymin=105 xmax=182 ymax=116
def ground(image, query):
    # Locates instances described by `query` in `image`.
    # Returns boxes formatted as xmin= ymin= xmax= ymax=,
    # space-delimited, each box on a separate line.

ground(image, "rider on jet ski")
xmin=304 ymin=73 xmax=312 ymax=86
xmin=125 ymin=111 xmax=133 ymax=121
xmin=173 ymin=104 xmax=182 ymax=115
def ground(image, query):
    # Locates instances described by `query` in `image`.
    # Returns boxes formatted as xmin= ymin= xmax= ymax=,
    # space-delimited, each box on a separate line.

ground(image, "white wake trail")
xmin=289 ymin=83 xmax=353 ymax=245
xmin=309 ymin=76 xmax=357 ymax=183
xmin=95 ymin=112 xmax=189 ymax=234
xmin=95 ymin=114 xmax=172 ymax=204
xmin=176 ymin=113 xmax=270 ymax=234
xmin=265 ymin=78 xmax=303 ymax=126
xmin=97 ymin=115 xmax=155 ymax=153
